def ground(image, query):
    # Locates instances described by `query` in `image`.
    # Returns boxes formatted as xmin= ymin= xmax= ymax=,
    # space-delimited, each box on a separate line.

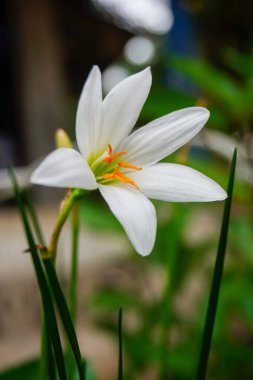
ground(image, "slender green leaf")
xmin=43 ymin=258 xmax=85 ymax=380
xmin=23 ymin=193 xmax=53 ymax=380
xmin=118 ymin=308 xmax=123 ymax=380
xmin=194 ymin=149 xmax=237 ymax=380
xmin=23 ymin=188 xmax=84 ymax=380
xmin=23 ymin=189 xmax=45 ymax=245
xmin=8 ymin=167 xmax=67 ymax=380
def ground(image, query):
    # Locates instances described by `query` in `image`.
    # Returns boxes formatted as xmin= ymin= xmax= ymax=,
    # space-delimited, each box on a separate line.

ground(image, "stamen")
xmin=119 ymin=162 xmax=142 ymax=170
xmin=101 ymin=169 xmax=139 ymax=190
xmin=103 ymin=144 xmax=127 ymax=164
xmin=99 ymin=144 xmax=141 ymax=189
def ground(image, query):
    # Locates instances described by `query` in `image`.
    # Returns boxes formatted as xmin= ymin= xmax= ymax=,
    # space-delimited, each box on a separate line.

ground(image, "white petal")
xmin=31 ymin=148 xmax=97 ymax=190
xmin=118 ymin=107 xmax=210 ymax=167
xmin=97 ymin=67 xmax=152 ymax=153
xmin=76 ymin=66 xmax=102 ymax=159
xmin=99 ymin=184 xmax=156 ymax=256
xmin=129 ymin=163 xmax=227 ymax=202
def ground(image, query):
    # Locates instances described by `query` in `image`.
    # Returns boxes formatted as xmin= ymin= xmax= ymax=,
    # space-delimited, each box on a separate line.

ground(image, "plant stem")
xmin=67 ymin=202 xmax=80 ymax=379
xmin=69 ymin=203 xmax=80 ymax=324
xmin=118 ymin=308 xmax=123 ymax=380
xmin=48 ymin=188 xmax=87 ymax=258
xmin=159 ymin=207 xmax=182 ymax=379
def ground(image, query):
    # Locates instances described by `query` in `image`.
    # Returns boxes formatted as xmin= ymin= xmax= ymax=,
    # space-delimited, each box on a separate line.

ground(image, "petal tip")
xmin=141 ymin=66 xmax=152 ymax=83
xmin=209 ymin=184 xmax=227 ymax=202
xmin=134 ymin=66 xmax=152 ymax=87
xmin=30 ymin=167 xmax=41 ymax=184
xmin=217 ymin=188 xmax=228 ymax=201
xmin=187 ymin=106 xmax=209 ymax=114
xmin=195 ymin=106 xmax=210 ymax=121
xmin=91 ymin=65 xmax=101 ymax=75
xmin=137 ymin=247 xmax=153 ymax=257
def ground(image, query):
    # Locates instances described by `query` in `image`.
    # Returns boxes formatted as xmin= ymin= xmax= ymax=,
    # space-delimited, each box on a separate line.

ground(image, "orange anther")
xmin=103 ymin=144 xmax=127 ymax=164
xmin=101 ymin=173 xmax=115 ymax=180
xmin=101 ymin=169 xmax=139 ymax=190
xmin=113 ymin=170 xmax=139 ymax=190
xmin=118 ymin=162 xmax=142 ymax=171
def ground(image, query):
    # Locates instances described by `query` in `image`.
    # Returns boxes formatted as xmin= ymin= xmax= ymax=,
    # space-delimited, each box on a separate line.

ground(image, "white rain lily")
xmin=31 ymin=66 xmax=227 ymax=256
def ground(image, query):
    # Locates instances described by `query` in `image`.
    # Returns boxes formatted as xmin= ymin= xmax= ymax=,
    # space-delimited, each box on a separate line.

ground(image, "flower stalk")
xmin=47 ymin=188 xmax=86 ymax=258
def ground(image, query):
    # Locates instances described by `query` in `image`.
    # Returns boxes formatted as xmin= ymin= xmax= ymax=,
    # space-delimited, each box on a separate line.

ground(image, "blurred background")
xmin=1 ymin=0 xmax=253 ymax=379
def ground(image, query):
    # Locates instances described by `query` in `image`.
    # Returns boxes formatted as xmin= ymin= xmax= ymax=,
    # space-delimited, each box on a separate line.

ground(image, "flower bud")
xmin=55 ymin=129 xmax=73 ymax=148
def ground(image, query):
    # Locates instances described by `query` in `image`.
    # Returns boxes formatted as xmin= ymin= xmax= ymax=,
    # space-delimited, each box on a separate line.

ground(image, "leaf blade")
xmin=8 ymin=166 xmax=67 ymax=380
xmin=43 ymin=258 xmax=85 ymax=380
xmin=194 ymin=149 xmax=237 ymax=380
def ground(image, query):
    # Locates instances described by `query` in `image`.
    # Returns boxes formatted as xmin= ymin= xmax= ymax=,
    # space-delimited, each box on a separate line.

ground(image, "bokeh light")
xmin=124 ymin=36 xmax=155 ymax=65
xmin=91 ymin=0 xmax=173 ymax=34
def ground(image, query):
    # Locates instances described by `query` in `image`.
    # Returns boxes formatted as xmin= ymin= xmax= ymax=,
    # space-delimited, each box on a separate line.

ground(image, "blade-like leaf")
xmin=194 ymin=149 xmax=237 ymax=380
xmin=22 ymin=187 xmax=84 ymax=380
xmin=8 ymin=166 xmax=67 ymax=380
xmin=23 ymin=189 xmax=45 ymax=245
xmin=43 ymin=258 xmax=85 ymax=380
xmin=23 ymin=192 xmax=52 ymax=380
xmin=118 ymin=308 xmax=123 ymax=380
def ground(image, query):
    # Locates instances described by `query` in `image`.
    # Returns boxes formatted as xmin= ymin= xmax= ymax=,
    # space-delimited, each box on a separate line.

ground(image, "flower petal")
xmin=118 ymin=107 xmax=210 ymax=167
xmin=98 ymin=67 xmax=152 ymax=153
xmin=99 ymin=183 xmax=156 ymax=256
xmin=129 ymin=163 xmax=227 ymax=202
xmin=76 ymin=66 xmax=102 ymax=159
xmin=31 ymin=148 xmax=97 ymax=190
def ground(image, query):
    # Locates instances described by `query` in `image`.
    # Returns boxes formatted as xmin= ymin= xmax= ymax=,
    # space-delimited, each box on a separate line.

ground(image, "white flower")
xmin=31 ymin=66 xmax=227 ymax=256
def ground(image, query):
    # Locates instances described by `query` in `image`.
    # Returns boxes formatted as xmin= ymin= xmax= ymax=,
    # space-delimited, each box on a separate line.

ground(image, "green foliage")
xmin=168 ymin=52 xmax=253 ymax=129
xmin=0 ymin=359 xmax=96 ymax=380
xmin=0 ymin=359 xmax=39 ymax=380
xmin=80 ymin=193 xmax=123 ymax=233
xmin=85 ymin=151 xmax=253 ymax=380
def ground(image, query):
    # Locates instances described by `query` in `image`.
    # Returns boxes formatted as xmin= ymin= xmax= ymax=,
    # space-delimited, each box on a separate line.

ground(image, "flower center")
xmin=96 ymin=144 xmax=141 ymax=189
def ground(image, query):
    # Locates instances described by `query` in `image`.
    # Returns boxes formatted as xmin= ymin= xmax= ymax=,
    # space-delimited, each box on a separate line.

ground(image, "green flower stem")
xmin=118 ymin=308 xmax=123 ymax=380
xmin=47 ymin=188 xmax=87 ymax=378
xmin=67 ymin=202 xmax=80 ymax=379
xmin=69 ymin=202 xmax=80 ymax=323
xmin=159 ymin=206 xmax=183 ymax=380
xmin=48 ymin=188 xmax=87 ymax=258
